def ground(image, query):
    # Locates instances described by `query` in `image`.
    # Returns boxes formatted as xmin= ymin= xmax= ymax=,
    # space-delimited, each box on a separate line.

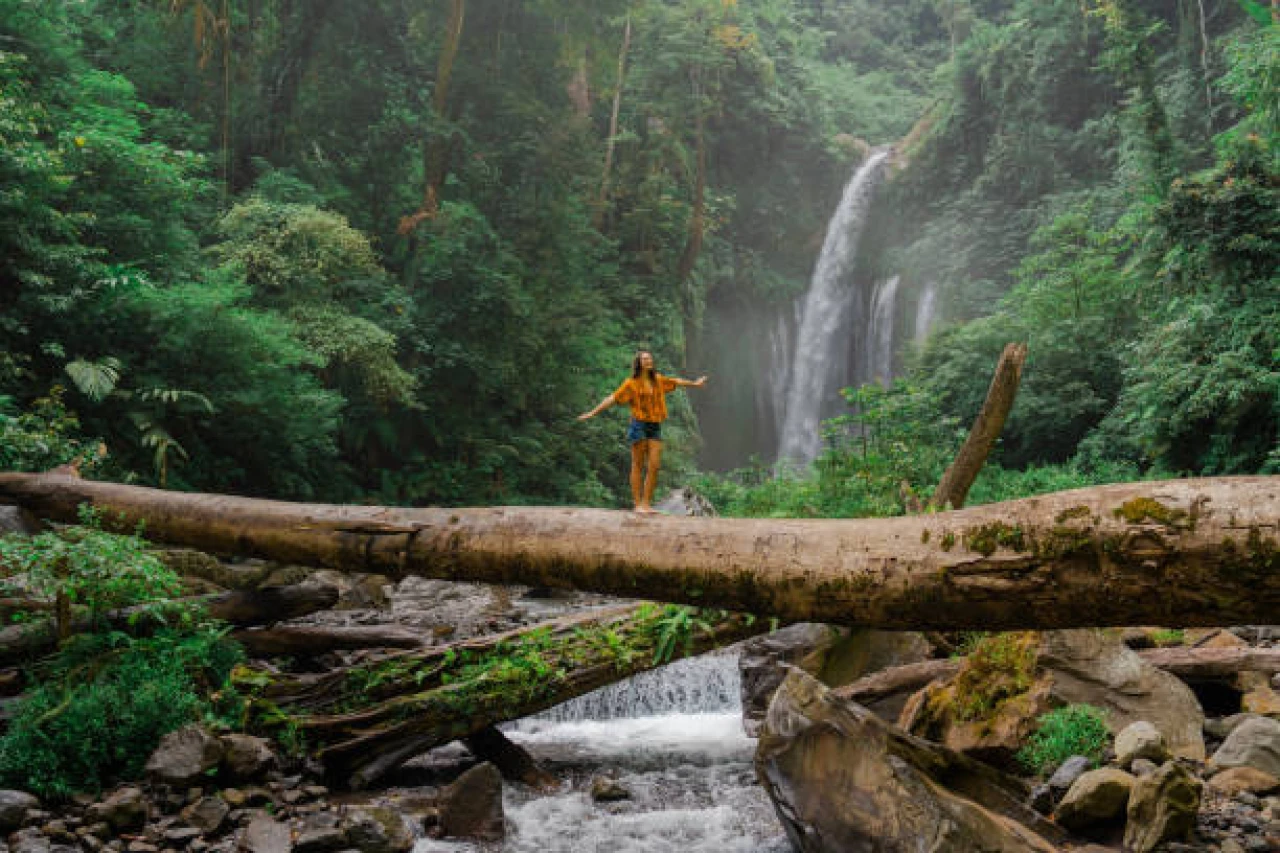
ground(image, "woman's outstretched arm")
xmin=671 ymin=376 xmax=708 ymax=388
xmin=578 ymin=394 xmax=617 ymax=420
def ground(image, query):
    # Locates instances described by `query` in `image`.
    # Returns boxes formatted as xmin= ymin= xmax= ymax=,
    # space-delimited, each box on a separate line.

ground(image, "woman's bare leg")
xmin=629 ymin=441 xmax=647 ymax=510
xmin=641 ymin=440 xmax=663 ymax=512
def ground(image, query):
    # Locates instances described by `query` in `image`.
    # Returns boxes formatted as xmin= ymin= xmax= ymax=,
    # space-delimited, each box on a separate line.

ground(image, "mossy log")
xmin=237 ymin=603 xmax=762 ymax=788
xmin=1 ymin=472 xmax=1277 ymax=630
xmin=232 ymin=624 xmax=429 ymax=657
xmin=0 ymin=582 xmax=338 ymax=667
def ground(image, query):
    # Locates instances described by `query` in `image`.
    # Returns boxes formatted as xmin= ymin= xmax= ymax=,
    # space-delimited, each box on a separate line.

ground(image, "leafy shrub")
xmin=1017 ymin=703 xmax=1111 ymax=776
xmin=0 ymin=388 xmax=104 ymax=475
xmin=0 ymin=627 xmax=243 ymax=799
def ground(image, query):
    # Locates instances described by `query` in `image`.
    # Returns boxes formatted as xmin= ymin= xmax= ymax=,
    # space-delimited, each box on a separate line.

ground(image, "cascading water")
xmin=864 ymin=274 xmax=900 ymax=386
xmin=914 ymin=280 xmax=939 ymax=343
xmin=777 ymin=150 xmax=891 ymax=465
xmin=415 ymin=654 xmax=789 ymax=853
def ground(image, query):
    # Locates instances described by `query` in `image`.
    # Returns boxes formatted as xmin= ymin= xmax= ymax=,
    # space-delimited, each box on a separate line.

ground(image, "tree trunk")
xmin=1 ymin=472 xmax=1277 ymax=631
xmin=931 ymin=342 xmax=1027 ymax=510
xmin=464 ymin=726 xmax=558 ymax=790
xmin=232 ymin=624 xmax=428 ymax=657
xmin=0 ymin=582 xmax=338 ymax=667
xmin=1136 ymin=646 xmax=1280 ymax=680
xmin=832 ymin=658 xmax=962 ymax=705
xmin=240 ymin=603 xmax=762 ymax=787
xmin=594 ymin=13 xmax=632 ymax=230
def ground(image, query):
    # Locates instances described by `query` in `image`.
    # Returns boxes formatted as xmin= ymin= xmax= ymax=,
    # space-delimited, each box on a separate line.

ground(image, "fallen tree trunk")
xmin=0 ymin=583 xmax=338 ymax=667
xmin=238 ymin=603 xmax=762 ymax=788
xmin=232 ymin=624 xmax=428 ymax=657
xmin=832 ymin=658 xmax=963 ymax=705
xmin=1 ymin=472 xmax=1277 ymax=630
xmin=1136 ymin=646 xmax=1280 ymax=679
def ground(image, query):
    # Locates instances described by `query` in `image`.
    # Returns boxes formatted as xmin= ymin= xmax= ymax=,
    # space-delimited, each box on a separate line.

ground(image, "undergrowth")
xmin=1017 ymin=703 xmax=1111 ymax=776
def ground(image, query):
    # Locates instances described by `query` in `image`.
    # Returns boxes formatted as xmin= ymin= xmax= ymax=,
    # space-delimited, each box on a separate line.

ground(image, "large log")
xmin=239 ymin=603 xmax=763 ymax=788
xmin=1 ymin=473 xmax=1277 ymax=630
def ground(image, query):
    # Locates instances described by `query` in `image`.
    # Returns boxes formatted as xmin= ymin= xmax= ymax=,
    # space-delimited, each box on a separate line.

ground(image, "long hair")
xmin=631 ymin=350 xmax=658 ymax=382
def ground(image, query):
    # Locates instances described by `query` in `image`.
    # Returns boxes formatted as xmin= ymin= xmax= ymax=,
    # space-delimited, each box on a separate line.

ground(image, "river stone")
xmin=1210 ymin=715 xmax=1280 ymax=777
xmin=756 ymin=667 xmax=1062 ymax=852
xmin=589 ymin=775 xmax=631 ymax=801
xmin=342 ymin=807 xmax=413 ymax=853
xmin=0 ymin=790 xmax=39 ymax=833
xmin=739 ymin=624 xmax=838 ymax=737
xmin=220 ymin=734 xmax=276 ymax=783
xmin=437 ymin=762 xmax=504 ymax=841
xmin=1123 ymin=761 xmax=1202 ymax=853
xmin=294 ymin=813 xmax=344 ymax=853
xmin=181 ymin=796 xmax=230 ymax=835
xmin=86 ymin=787 xmax=147 ymax=832
xmin=1208 ymin=766 xmax=1280 ymax=796
xmin=1115 ymin=721 xmax=1170 ymax=768
xmin=1054 ymin=768 xmax=1134 ymax=833
xmin=653 ymin=487 xmax=716 ymax=516
xmin=237 ymin=815 xmax=292 ymax=853
xmin=1131 ymin=758 xmax=1159 ymax=777
xmin=145 ymin=725 xmax=224 ymax=786
xmin=1047 ymin=756 xmax=1094 ymax=801
xmin=0 ymin=507 xmax=39 ymax=537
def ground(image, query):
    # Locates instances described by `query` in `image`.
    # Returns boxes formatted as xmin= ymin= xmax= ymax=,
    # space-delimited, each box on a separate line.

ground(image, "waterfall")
xmin=777 ymin=150 xmax=890 ymax=465
xmin=864 ymin=275 xmax=900 ymax=386
xmin=914 ymin=280 xmax=939 ymax=343
xmin=530 ymin=654 xmax=741 ymax=723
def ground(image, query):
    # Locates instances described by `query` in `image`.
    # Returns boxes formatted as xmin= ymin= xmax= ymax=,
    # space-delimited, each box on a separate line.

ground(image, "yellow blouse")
xmin=613 ymin=374 xmax=679 ymax=423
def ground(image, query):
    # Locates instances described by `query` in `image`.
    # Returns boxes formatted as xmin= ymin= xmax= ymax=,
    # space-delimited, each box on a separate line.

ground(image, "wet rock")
xmin=87 ymin=788 xmax=148 ymax=833
xmin=1115 ymin=721 xmax=1170 ymax=768
xmin=756 ymin=668 xmax=1062 ymax=852
xmin=146 ymin=726 xmax=224 ymax=787
xmin=1206 ymin=714 xmax=1254 ymax=740
xmin=9 ymin=828 xmax=50 ymax=853
xmin=341 ymin=807 xmax=413 ymax=853
xmin=163 ymin=827 xmax=202 ymax=846
xmin=1123 ymin=761 xmax=1202 ymax=853
xmin=653 ymin=487 xmax=716 ymax=516
xmin=1210 ymin=715 xmax=1280 ymax=777
xmin=236 ymin=816 xmax=292 ymax=853
xmin=1054 ymin=768 xmax=1134 ymax=833
xmin=589 ymin=776 xmax=631 ymax=802
xmin=0 ymin=790 xmax=39 ymax=833
xmin=293 ymin=813 xmax=344 ymax=853
xmin=1027 ymin=784 xmax=1053 ymax=815
xmin=1208 ymin=766 xmax=1280 ymax=796
xmin=180 ymin=797 xmax=229 ymax=835
xmin=0 ymin=507 xmax=40 ymax=537
xmin=1047 ymin=755 xmax=1093 ymax=802
xmin=220 ymin=736 xmax=276 ymax=783
xmin=436 ymin=762 xmax=504 ymax=841
xmin=739 ymin=624 xmax=838 ymax=737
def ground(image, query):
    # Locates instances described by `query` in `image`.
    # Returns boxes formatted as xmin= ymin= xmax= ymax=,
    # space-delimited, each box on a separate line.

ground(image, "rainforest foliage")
xmin=0 ymin=0 xmax=1275 ymax=512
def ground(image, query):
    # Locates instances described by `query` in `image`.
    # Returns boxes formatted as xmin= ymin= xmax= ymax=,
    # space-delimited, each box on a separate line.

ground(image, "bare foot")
xmin=634 ymin=506 xmax=659 ymax=514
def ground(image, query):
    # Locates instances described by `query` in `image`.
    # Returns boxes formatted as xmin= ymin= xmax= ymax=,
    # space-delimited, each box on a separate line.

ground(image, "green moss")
xmin=921 ymin=529 xmax=931 ymax=544
xmin=1034 ymin=525 xmax=1096 ymax=559
xmin=940 ymin=531 xmax=956 ymax=551
xmin=1055 ymin=505 xmax=1092 ymax=524
xmin=1112 ymin=497 xmax=1189 ymax=528
xmin=963 ymin=522 xmax=1026 ymax=557
xmin=946 ymin=632 xmax=1039 ymax=722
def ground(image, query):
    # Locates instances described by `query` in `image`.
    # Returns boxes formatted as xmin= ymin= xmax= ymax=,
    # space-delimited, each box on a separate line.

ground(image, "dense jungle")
xmin=0 ymin=0 xmax=1277 ymax=851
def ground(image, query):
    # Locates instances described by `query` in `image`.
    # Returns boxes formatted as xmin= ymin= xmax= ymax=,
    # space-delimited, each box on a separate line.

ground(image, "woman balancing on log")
xmin=579 ymin=350 xmax=707 ymax=514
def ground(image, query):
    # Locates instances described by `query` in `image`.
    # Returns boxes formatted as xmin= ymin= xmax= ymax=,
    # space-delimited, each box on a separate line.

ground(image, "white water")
xmin=914 ymin=280 xmax=939 ymax=343
xmin=777 ymin=150 xmax=891 ymax=465
xmin=413 ymin=655 xmax=789 ymax=853
xmin=864 ymin=275 xmax=900 ymax=386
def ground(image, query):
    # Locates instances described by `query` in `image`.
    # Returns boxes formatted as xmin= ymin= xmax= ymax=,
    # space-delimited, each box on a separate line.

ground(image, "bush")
xmin=0 ymin=627 xmax=243 ymax=799
xmin=1017 ymin=703 xmax=1110 ymax=776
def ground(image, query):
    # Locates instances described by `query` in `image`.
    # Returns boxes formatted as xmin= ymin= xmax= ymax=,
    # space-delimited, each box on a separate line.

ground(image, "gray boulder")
xmin=237 ymin=815 xmax=292 ymax=853
xmin=436 ymin=762 xmax=504 ymax=841
xmin=757 ymin=667 xmax=1063 ymax=852
xmin=220 ymin=734 xmax=277 ymax=783
xmin=181 ymin=796 xmax=230 ymax=835
xmin=1114 ymin=721 xmax=1170 ymax=768
xmin=145 ymin=725 xmax=224 ymax=786
xmin=0 ymin=790 xmax=38 ymax=833
xmin=1123 ymin=761 xmax=1202 ymax=853
xmin=1210 ymin=715 xmax=1280 ymax=778
xmin=293 ymin=813 xmax=345 ymax=853
xmin=1047 ymin=755 xmax=1093 ymax=802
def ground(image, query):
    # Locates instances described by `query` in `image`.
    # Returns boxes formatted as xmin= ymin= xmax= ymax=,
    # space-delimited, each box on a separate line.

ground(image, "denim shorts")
xmin=626 ymin=419 xmax=662 ymax=444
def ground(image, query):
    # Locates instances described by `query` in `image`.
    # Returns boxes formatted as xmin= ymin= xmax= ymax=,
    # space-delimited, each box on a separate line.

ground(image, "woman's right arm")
xmin=578 ymin=394 xmax=616 ymax=421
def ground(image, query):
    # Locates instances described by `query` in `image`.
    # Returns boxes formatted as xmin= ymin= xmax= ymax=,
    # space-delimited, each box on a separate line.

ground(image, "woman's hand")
xmin=577 ymin=411 xmax=594 ymax=421
xmin=692 ymin=376 xmax=708 ymax=387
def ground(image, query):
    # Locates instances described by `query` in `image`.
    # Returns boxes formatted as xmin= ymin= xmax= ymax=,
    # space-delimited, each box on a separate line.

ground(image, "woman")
xmin=578 ymin=350 xmax=707 ymax=513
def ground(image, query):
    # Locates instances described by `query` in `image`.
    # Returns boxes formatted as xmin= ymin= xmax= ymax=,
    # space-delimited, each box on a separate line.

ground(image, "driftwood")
xmin=833 ymin=658 xmax=963 ymax=705
xmin=0 ymin=583 xmax=338 ymax=667
xmin=1136 ymin=646 xmax=1280 ymax=680
xmin=931 ymin=342 xmax=1028 ymax=510
xmin=239 ymin=603 xmax=763 ymax=788
xmin=2 ymin=472 xmax=1277 ymax=631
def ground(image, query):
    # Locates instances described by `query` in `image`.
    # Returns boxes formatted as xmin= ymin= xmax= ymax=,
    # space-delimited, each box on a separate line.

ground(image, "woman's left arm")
xmin=674 ymin=376 xmax=708 ymax=388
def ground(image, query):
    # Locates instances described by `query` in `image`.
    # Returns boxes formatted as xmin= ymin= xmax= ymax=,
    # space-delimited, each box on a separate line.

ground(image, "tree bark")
xmin=232 ymin=624 xmax=428 ymax=657
xmin=1 ymin=472 xmax=1278 ymax=631
xmin=0 ymin=582 xmax=338 ymax=667
xmin=832 ymin=658 xmax=962 ymax=705
xmin=464 ymin=725 xmax=558 ymax=790
xmin=1136 ymin=646 xmax=1280 ymax=680
xmin=240 ymin=603 xmax=762 ymax=787
xmin=594 ymin=13 xmax=632 ymax=230
xmin=931 ymin=342 xmax=1027 ymax=510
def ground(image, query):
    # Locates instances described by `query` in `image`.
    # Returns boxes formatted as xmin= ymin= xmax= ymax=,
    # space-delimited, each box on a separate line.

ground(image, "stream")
xmin=413 ymin=653 xmax=790 ymax=852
